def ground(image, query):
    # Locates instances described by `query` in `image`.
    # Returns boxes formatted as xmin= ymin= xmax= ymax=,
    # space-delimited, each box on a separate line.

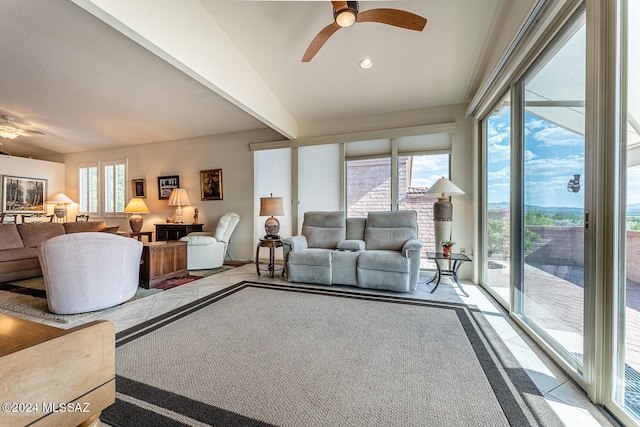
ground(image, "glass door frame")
xmin=509 ymin=4 xmax=591 ymax=389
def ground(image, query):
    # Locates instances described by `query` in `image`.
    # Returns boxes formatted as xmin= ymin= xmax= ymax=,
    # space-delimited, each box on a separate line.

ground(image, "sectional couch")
xmin=283 ymin=210 xmax=423 ymax=293
xmin=0 ymin=221 xmax=119 ymax=282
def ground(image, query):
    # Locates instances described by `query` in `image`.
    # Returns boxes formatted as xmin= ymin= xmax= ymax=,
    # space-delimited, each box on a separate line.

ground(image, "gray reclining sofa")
xmin=282 ymin=210 xmax=423 ymax=292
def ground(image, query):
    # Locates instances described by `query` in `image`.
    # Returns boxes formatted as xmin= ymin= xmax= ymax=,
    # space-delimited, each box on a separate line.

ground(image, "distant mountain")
xmin=489 ymin=203 xmax=640 ymax=216
xmin=626 ymin=203 xmax=640 ymax=216
xmin=488 ymin=204 xmax=583 ymax=216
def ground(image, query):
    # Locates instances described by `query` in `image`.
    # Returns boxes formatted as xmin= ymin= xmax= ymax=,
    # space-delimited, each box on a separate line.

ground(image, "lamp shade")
xmin=46 ymin=192 xmax=75 ymax=220
xmin=260 ymin=194 xmax=284 ymax=217
xmin=425 ymin=177 xmax=465 ymax=197
xmin=168 ymin=188 xmax=191 ymax=206
xmin=123 ymin=197 xmax=150 ymax=214
xmin=46 ymin=192 xmax=74 ymax=205
xmin=260 ymin=194 xmax=284 ymax=238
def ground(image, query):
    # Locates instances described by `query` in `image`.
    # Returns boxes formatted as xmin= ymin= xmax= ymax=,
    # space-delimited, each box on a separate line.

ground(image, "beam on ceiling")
xmin=71 ymin=0 xmax=298 ymax=140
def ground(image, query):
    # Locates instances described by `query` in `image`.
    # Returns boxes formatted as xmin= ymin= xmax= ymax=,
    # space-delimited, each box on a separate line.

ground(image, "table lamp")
xmin=123 ymin=197 xmax=150 ymax=232
xmin=46 ymin=192 xmax=75 ymax=222
xmin=168 ymin=188 xmax=190 ymax=224
xmin=259 ymin=193 xmax=285 ymax=239
xmin=425 ymin=177 xmax=465 ymax=252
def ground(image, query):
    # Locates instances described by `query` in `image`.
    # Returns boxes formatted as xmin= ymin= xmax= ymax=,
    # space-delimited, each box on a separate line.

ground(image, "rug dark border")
xmin=0 ymin=282 xmax=46 ymax=298
xmin=105 ymin=281 xmax=562 ymax=427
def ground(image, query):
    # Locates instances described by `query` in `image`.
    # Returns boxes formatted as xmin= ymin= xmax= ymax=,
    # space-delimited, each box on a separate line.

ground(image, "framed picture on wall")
xmin=132 ymin=179 xmax=146 ymax=198
xmin=2 ymin=175 xmax=47 ymax=213
xmin=158 ymin=175 xmax=179 ymax=200
xmin=200 ymin=169 xmax=223 ymax=200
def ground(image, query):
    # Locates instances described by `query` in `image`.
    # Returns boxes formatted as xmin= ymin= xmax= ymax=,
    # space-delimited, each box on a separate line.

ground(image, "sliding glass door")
xmin=516 ymin=15 xmax=586 ymax=367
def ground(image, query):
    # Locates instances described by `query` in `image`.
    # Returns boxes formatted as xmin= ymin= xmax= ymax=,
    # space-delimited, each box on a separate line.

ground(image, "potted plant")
xmin=441 ymin=240 xmax=455 ymax=256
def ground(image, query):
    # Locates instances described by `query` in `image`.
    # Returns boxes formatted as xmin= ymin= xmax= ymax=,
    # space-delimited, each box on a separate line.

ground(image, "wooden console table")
xmin=155 ymin=223 xmax=203 ymax=241
xmin=139 ymin=241 xmax=188 ymax=288
xmin=0 ymin=314 xmax=115 ymax=427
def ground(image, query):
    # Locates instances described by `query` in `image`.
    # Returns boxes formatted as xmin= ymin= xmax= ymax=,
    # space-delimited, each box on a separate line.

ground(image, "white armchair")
xmin=180 ymin=212 xmax=240 ymax=270
xmin=37 ymin=232 xmax=143 ymax=314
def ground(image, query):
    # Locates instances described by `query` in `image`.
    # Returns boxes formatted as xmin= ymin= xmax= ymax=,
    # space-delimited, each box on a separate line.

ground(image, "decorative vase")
xmin=442 ymin=245 xmax=452 ymax=256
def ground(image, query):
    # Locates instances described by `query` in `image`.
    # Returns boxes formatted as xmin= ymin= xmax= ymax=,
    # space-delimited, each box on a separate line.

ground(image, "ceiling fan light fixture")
xmin=0 ymin=127 xmax=20 ymax=140
xmin=335 ymin=9 xmax=356 ymax=27
xmin=359 ymin=58 xmax=374 ymax=69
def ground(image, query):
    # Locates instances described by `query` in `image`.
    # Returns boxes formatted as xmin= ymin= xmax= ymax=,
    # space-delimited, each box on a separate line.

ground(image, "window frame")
xmin=78 ymin=162 xmax=99 ymax=216
xmin=77 ymin=159 xmax=128 ymax=218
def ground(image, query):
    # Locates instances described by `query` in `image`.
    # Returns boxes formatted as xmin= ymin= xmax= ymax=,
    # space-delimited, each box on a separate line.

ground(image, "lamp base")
xmin=129 ymin=215 xmax=143 ymax=232
xmin=264 ymin=216 xmax=280 ymax=238
xmin=434 ymin=220 xmax=452 ymax=253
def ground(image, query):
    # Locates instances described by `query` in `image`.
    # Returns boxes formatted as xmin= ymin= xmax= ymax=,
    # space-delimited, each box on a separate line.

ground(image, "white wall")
xmin=59 ymin=103 xmax=475 ymax=278
xmin=63 ymin=128 xmax=282 ymax=261
xmin=0 ymin=156 xmax=65 ymax=215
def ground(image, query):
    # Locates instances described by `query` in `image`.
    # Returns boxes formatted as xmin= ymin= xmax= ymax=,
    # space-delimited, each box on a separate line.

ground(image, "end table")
xmin=256 ymin=238 xmax=285 ymax=278
xmin=426 ymin=252 xmax=471 ymax=297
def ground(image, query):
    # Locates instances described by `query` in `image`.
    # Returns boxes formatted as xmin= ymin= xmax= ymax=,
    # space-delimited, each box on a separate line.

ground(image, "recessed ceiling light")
xmin=359 ymin=58 xmax=373 ymax=70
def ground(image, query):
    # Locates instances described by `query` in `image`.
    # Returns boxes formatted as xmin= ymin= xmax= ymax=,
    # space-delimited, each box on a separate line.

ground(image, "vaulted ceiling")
xmin=0 ymin=0 xmax=513 ymax=160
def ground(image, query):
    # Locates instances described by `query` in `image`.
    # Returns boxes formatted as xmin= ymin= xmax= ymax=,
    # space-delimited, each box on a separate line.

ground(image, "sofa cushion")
xmin=180 ymin=234 xmax=217 ymax=246
xmin=364 ymin=211 xmax=418 ymax=251
xmin=346 ymin=218 xmax=367 ymax=241
xmin=17 ymin=223 xmax=66 ymax=248
xmin=63 ymin=221 xmax=107 ymax=233
xmin=0 ymin=224 xmax=24 ymax=250
xmin=358 ymin=250 xmax=410 ymax=274
xmin=287 ymin=248 xmax=333 ymax=285
xmin=0 ymin=247 xmax=38 ymax=262
xmin=332 ymin=250 xmax=360 ymax=286
xmin=336 ymin=240 xmax=365 ymax=251
xmin=288 ymin=248 xmax=333 ymax=266
xmin=301 ymin=211 xmax=346 ymax=249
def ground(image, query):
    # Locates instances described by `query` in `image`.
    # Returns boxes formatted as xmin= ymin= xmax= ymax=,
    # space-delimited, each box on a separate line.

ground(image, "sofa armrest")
xmin=402 ymin=238 xmax=423 ymax=257
xmin=282 ymin=235 xmax=308 ymax=252
xmin=337 ymin=239 xmax=365 ymax=251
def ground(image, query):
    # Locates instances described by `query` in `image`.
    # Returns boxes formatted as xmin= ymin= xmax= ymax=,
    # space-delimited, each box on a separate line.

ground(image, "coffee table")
xmin=139 ymin=241 xmax=188 ymax=288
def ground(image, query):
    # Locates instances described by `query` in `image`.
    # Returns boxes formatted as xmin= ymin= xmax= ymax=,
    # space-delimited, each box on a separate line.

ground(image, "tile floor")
xmin=1 ymin=264 xmax=620 ymax=426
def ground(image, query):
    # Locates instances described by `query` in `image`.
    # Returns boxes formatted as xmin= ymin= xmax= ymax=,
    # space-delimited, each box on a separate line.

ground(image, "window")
xmin=103 ymin=160 xmax=127 ymax=217
xmin=345 ymin=135 xmax=452 ymax=269
xmin=78 ymin=159 xmax=127 ymax=217
xmin=78 ymin=162 xmax=98 ymax=215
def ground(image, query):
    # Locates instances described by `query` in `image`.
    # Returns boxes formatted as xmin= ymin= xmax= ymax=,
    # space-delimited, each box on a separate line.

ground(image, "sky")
xmin=408 ymin=154 xmax=449 ymax=189
xmin=487 ymin=108 xmax=586 ymax=209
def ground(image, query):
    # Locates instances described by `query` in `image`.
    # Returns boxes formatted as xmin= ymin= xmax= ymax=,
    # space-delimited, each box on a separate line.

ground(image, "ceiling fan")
xmin=0 ymin=115 xmax=45 ymax=140
xmin=302 ymin=1 xmax=427 ymax=62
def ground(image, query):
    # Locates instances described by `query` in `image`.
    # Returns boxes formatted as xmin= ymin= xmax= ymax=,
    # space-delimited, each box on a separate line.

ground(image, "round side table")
xmin=255 ymin=238 xmax=285 ymax=278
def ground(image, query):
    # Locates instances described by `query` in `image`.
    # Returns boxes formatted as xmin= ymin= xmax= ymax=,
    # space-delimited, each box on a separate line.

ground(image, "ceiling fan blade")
xmin=22 ymin=129 xmax=45 ymax=136
xmin=331 ymin=1 xmax=348 ymax=13
xmin=302 ymin=21 xmax=341 ymax=62
xmin=356 ymin=8 xmax=427 ymax=31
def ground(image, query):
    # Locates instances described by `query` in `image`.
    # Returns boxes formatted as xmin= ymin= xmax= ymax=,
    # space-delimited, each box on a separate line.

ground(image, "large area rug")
xmin=102 ymin=281 xmax=562 ymax=426
xmin=0 ymin=266 xmax=231 ymax=323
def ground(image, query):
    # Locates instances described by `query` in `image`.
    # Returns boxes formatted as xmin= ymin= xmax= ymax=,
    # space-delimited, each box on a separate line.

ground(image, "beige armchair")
xmin=180 ymin=212 xmax=240 ymax=270
xmin=38 ymin=232 xmax=143 ymax=314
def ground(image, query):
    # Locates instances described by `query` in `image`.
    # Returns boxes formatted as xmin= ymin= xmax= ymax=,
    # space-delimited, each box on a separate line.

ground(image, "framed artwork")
xmin=158 ymin=175 xmax=179 ymax=200
xmin=200 ymin=169 xmax=223 ymax=200
xmin=2 ymin=175 xmax=47 ymax=214
xmin=132 ymin=179 xmax=147 ymax=198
